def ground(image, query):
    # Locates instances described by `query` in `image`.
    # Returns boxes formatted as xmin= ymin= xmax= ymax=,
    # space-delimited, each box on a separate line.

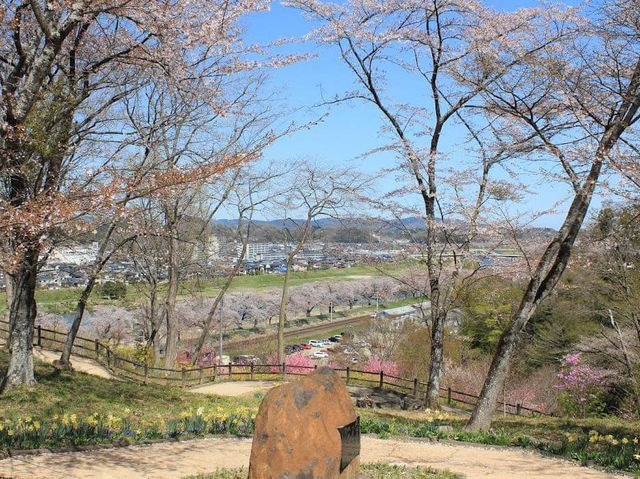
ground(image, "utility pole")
xmin=329 ymin=301 xmax=333 ymax=322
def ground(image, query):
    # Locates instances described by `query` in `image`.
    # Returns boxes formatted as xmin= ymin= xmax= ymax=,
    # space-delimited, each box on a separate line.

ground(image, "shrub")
xmin=100 ymin=281 xmax=127 ymax=300
xmin=555 ymin=353 xmax=608 ymax=417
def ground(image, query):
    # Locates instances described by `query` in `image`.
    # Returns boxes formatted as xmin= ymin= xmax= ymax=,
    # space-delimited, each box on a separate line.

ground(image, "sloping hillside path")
xmin=0 ymin=435 xmax=622 ymax=479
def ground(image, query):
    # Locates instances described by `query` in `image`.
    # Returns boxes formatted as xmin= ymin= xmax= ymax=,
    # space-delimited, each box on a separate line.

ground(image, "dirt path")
xmin=33 ymin=348 xmax=113 ymax=380
xmin=0 ymin=436 xmax=621 ymax=479
xmin=189 ymin=381 xmax=277 ymax=397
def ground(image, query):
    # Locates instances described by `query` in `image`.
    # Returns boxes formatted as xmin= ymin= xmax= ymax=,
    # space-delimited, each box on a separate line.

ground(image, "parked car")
xmin=309 ymin=339 xmax=324 ymax=347
xmin=312 ymin=351 xmax=329 ymax=359
xmin=329 ymin=335 xmax=341 ymax=342
xmin=300 ymin=344 xmax=312 ymax=350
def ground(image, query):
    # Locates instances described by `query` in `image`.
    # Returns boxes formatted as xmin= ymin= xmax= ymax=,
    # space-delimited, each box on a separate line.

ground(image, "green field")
xmin=0 ymin=264 xmax=394 ymax=315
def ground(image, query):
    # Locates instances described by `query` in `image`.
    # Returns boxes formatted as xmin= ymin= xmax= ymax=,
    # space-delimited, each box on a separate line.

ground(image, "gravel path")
xmin=0 ymin=436 xmax=622 ymax=479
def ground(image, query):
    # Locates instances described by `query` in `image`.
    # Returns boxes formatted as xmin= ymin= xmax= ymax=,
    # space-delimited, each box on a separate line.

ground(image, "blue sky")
xmin=240 ymin=0 xmax=599 ymax=229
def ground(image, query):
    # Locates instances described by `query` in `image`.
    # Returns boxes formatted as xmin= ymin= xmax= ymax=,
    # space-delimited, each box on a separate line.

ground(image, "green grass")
xmin=0 ymin=264 xmax=396 ymax=315
xmin=184 ymin=464 xmax=461 ymax=479
xmin=357 ymin=409 xmax=640 ymax=474
xmin=2 ymin=346 xmax=639 ymax=474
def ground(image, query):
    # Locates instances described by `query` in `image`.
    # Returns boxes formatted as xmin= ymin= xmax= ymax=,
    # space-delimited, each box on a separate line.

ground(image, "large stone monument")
xmin=248 ymin=367 xmax=360 ymax=478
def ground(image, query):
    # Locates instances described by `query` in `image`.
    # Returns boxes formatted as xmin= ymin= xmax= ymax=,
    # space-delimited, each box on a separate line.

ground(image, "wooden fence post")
xmin=106 ymin=348 xmax=111 ymax=368
xmin=228 ymin=363 xmax=232 ymax=378
xmin=379 ymin=370 xmax=384 ymax=389
xmin=413 ymin=378 xmax=418 ymax=397
xmin=211 ymin=366 xmax=216 ymax=383
xmin=37 ymin=325 xmax=42 ymax=347
xmin=199 ymin=368 xmax=204 ymax=385
xmin=281 ymin=362 xmax=286 ymax=380
xmin=94 ymin=339 xmax=99 ymax=358
xmin=346 ymin=367 xmax=350 ymax=385
xmin=314 ymin=364 xmax=317 ymax=370
xmin=447 ymin=387 xmax=452 ymax=405
xmin=250 ymin=363 xmax=255 ymax=381
xmin=181 ymin=367 xmax=186 ymax=387
xmin=144 ymin=363 xmax=148 ymax=385
xmin=516 ymin=403 xmax=522 ymax=416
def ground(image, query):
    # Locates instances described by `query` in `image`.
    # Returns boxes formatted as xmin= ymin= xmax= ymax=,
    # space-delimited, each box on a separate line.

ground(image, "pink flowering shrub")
xmin=556 ymin=353 xmax=608 ymax=417
xmin=363 ymin=356 xmax=400 ymax=377
xmin=266 ymin=352 xmax=314 ymax=375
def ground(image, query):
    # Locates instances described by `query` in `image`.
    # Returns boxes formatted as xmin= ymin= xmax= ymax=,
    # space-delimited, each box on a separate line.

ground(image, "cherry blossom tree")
xmin=0 ymin=0 xmax=290 ymax=389
xmin=287 ymin=0 xmax=571 ymax=408
xmin=274 ymin=164 xmax=365 ymax=362
xmin=467 ymin=1 xmax=640 ymax=430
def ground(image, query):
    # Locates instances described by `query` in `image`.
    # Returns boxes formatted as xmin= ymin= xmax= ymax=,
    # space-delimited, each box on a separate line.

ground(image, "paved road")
xmin=0 ymin=436 xmax=622 ymax=479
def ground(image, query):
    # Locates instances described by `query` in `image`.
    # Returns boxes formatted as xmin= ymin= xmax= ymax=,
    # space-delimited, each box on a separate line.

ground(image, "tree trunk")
xmin=164 ymin=232 xmax=179 ymax=368
xmin=2 ymin=247 xmax=39 ymax=391
xmin=277 ymin=261 xmax=292 ymax=364
xmin=425 ymin=311 xmax=446 ymax=409
xmin=467 ymin=156 xmax=607 ymax=431
xmin=59 ymin=279 xmax=95 ymax=367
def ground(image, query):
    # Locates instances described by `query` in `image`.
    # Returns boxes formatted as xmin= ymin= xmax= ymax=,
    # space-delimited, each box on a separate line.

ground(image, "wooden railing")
xmin=0 ymin=319 xmax=552 ymax=417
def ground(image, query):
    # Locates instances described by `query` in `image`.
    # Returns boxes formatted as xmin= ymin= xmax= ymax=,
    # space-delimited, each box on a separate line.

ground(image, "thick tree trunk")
xmin=425 ymin=311 xmax=446 ymax=409
xmin=164 ymin=233 xmax=179 ymax=368
xmin=2 ymin=248 xmax=39 ymax=391
xmin=467 ymin=156 xmax=608 ymax=431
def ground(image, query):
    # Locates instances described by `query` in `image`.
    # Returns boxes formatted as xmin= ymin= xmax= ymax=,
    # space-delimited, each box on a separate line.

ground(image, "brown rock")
xmin=248 ymin=367 xmax=359 ymax=479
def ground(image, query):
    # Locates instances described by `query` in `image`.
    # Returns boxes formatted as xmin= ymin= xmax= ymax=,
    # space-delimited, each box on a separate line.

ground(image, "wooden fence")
xmin=0 ymin=319 xmax=551 ymax=417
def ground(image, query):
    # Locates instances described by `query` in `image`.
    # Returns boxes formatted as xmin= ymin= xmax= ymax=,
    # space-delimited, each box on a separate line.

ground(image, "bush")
xmin=100 ymin=281 xmax=127 ymax=300
xmin=555 ymin=353 xmax=608 ymax=417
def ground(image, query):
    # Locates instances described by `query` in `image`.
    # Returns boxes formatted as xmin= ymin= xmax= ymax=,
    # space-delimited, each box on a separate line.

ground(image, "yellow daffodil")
xmin=611 ymin=439 xmax=619 ymax=446
xmin=7 ymin=430 xmax=13 ymax=437
xmin=634 ymin=438 xmax=639 ymax=445
xmin=622 ymin=438 xmax=629 ymax=445
xmin=33 ymin=421 xmax=40 ymax=430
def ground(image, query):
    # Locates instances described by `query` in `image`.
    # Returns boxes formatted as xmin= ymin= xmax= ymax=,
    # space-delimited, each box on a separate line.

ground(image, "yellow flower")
xmin=588 ymin=430 xmax=598 ymax=436
xmin=124 ymin=408 xmax=131 ymax=415
xmin=634 ymin=454 xmax=640 ymax=461
xmin=611 ymin=439 xmax=619 ymax=446
xmin=589 ymin=435 xmax=598 ymax=444
xmin=25 ymin=416 xmax=32 ymax=423
xmin=0 ymin=424 xmax=4 ymax=432
xmin=197 ymin=407 xmax=204 ymax=417
xmin=622 ymin=438 xmax=629 ymax=445
xmin=427 ymin=417 xmax=434 ymax=423
xmin=33 ymin=421 xmax=40 ymax=430
xmin=7 ymin=430 xmax=13 ymax=437
xmin=604 ymin=435 xmax=614 ymax=442
xmin=53 ymin=414 xmax=59 ymax=420
xmin=135 ymin=429 xmax=142 ymax=435
xmin=634 ymin=438 xmax=639 ymax=445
